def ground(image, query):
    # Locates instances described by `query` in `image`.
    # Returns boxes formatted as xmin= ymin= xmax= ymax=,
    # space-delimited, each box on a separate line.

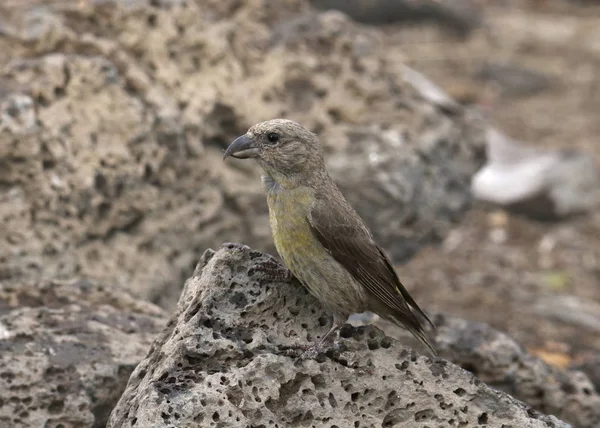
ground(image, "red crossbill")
xmin=224 ymin=119 xmax=436 ymax=355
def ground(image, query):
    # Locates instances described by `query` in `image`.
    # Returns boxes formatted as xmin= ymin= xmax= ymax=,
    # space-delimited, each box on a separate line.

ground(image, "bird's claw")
xmin=251 ymin=257 xmax=295 ymax=284
xmin=300 ymin=346 xmax=323 ymax=360
xmin=280 ymin=344 xmax=323 ymax=360
xmin=276 ymin=343 xmax=309 ymax=358
xmin=279 ymin=342 xmax=337 ymax=360
xmin=298 ymin=340 xmax=346 ymax=360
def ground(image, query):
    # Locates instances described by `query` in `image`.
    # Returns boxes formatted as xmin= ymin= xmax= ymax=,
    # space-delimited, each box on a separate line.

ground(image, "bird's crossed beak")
xmin=223 ymin=134 xmax=260 ymax=160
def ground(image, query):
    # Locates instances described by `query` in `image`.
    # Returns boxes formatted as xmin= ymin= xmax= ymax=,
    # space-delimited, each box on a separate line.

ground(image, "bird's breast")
xmin=266 ymin=187 xmax=366 ymax=315
xmin=267 ymin=187 xmax=316 ymax=265
xmin=266 ymin=187 xmax=330 ymax=280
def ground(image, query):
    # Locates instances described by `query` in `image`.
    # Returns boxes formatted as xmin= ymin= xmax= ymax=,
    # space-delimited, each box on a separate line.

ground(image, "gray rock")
xmin=477 ymin=62 xmax=553 ymax=97
xmin=401 ymin=64 xmax=462 ymax=114
xmin=0 ymin=0 xmax=487 ymax=308
xmin=534 ymin=295 xmax=600 ymax=333
xmin=310 ymin=0 xmax=483 ymax=36
xmin=572 ymin=356 xmax=600 ymax=397
xmin=329 ymin=111 xmax=485 ymax=262
xmin=471 ymin=128 xmax=600 ymax=220
xmin=350 ymin=303 xmax=600 ymax=427
xmin=434 ymin=315 xmax=600 ymax=428
xmin=0 ymin=93 xmax=37 ymax=134
xmin=0 ymin=278 xmax=166 ymax=428
xmin=108 ymin=243 xmax=572 ymax=428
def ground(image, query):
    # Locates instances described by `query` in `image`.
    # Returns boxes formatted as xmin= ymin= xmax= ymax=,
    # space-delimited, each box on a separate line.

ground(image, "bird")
xmin=223 ymin=118 xmax=436 ymax=356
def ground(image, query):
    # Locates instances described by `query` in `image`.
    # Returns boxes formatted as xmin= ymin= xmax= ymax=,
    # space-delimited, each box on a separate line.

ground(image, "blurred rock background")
xmin=0 ymin=0 xmax=599 ymax=426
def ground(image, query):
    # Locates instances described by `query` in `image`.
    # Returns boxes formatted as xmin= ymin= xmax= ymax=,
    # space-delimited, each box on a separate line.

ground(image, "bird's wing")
xmin=307 ymin=198 xmax=434 ymax=331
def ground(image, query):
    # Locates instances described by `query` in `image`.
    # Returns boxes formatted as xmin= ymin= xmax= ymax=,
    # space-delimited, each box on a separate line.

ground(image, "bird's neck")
xmin=262 ymin=168 xmax=331 ymax=194
xmin=262 ymin=173 xmax=284 ymax=194
xmin=261 ymin=169 xmax=304 ymax=193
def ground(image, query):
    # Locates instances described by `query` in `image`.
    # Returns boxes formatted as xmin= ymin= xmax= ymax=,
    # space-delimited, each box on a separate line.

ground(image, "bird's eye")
xmin=266 ymin=133 xmax=280 ymax=143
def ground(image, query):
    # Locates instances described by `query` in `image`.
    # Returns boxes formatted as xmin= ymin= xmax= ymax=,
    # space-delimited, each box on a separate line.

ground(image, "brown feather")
xmin=308 ymin=190 xmax=436 ymax=354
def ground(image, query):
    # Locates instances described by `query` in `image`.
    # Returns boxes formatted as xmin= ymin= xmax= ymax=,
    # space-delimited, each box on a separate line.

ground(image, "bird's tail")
xmin=388 ymin=313 xmax=438 ymax=357
xmin=411 ymin=325 xmax=438 ymax=357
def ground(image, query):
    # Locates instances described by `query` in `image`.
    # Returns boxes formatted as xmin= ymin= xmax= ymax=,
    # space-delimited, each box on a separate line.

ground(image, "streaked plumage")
xmin=223 ymin=119 xmax=436 ymax=355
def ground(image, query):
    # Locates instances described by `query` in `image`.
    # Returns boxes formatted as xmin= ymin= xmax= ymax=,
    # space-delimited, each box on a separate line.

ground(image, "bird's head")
xmin=223 ymin=119 xmax=326 ymax=188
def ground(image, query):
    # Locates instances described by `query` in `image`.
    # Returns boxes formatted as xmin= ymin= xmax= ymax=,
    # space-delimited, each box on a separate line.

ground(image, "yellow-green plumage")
xmin=267 ymin=186 xmax=315 ymax=265
xmin=266 ymin=183 xmax=367 ymax=317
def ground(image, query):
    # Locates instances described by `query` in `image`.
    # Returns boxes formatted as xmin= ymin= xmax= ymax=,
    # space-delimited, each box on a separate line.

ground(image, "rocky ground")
xmin=320 ymin=0 xmax=600 ymax=390
xmin=108 ymin=243 xmax=593 ymax=428
xmin=375 ymin=0 xmax=600 ymax=378
xmin=0 ymin=0 xmax=599 ymax=427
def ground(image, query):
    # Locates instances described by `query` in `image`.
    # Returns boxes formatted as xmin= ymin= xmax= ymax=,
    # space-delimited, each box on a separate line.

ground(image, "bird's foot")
xmin=250 ymin=257 xmax=295 ymax=284
xmin=300 ymin=344 xmax=326 ymax=360
xmin=281 ymin=340 xmax=345 ymax=360
xmin=278 ymin=343 xmax=326 ymax=360
xmin=280 ymin=325 xmax=346 ymax=360
xmin=278 ymin=343 xmax=311 ymax=358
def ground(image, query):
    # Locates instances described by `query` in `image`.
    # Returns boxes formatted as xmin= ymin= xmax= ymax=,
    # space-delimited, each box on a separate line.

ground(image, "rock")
xmin=477 ymin=62 xmax=553 ymax=97
xmin=471 ymin=128 xmax=600 ymax=220
xmin=108 ymin=243 xmax=572 ymax=428
xmin=534 ymin=295 xmax=600 ymax=333
xmin=0 ymin=278 xmax=166 ymax=428
xmin=0 ymin=0 xmax=486 ymax=308
xmin=434 ymin=315 xmax=600 ymax=428
xmin=401 ymin=64 xmax=462 ymax=114
xmin=310 ymin=0 xmax=483 ymax=36
xmin=572 ymin=355 xmax=600 ymax=396
xmin=328 ymin=116 xmax=485 ymax=261
xmin=354 ymin=310 xmax=600 ymax=428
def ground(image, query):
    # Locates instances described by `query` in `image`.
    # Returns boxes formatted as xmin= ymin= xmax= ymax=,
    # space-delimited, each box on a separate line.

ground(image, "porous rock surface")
xmin=0 ymin=0 xmax=485 ymax=308
xmin=0 ymin=278 xmax=167 ymax=428
xmin=357 ymin=310 xmax=600 ymax=428
xmin=434 ymin=315 xmax=600 ymax=428
xmin=107 ymin=243 xmax=570 ymax=428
